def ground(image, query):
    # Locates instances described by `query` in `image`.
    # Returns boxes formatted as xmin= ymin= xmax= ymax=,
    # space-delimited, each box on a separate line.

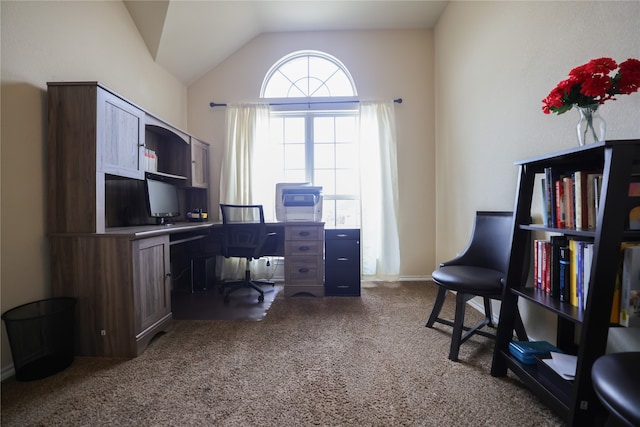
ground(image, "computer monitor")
xmin=145 ymin=178 xmax=180 ymax=224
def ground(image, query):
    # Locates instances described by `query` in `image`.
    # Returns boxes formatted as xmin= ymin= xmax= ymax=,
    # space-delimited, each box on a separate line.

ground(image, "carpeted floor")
xmin=1 ymin=281 xmax=564 ymax=426
xmin=171 ymin=284 xmax=283 ymax=321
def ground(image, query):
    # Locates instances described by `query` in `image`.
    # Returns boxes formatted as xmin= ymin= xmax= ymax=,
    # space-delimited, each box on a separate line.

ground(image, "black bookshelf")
xmin=491 ymin=139 xmax=640 ymax=426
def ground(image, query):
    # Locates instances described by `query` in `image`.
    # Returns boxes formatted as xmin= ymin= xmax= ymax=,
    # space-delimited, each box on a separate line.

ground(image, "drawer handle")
xmin=337 ymin=257 xmax=350 ymax=261
xmin=298 ymin=267 xmax=310 ymax=273
xmin=298 ymin=231 xmax=310 ymax=237
xmin=299 ymin=246 xmax=310 ymax=252
xmin=337 ymin=285 xmax=349 ymax=289
xmin=337 ymin=234 xmax=349 ymax=238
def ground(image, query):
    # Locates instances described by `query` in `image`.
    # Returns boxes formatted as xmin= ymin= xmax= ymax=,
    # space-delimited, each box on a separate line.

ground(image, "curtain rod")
xmin=209 ymin=98 xmax=402 ymax=108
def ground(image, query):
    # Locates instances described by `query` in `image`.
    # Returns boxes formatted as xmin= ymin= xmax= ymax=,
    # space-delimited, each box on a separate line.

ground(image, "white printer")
xmin=275 ymin=183 xmax=323 ymax=222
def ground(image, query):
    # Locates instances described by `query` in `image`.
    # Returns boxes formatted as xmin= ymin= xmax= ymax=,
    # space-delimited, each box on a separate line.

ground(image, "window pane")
xmin=314 ymin=117 xmax=334 ymax=142
xmin=309 ymin=56 xmax=339 ymax=81
xmin=279 ymin=57 xmax=309 ymax=88
xmin=336 ymin=169 xmax=358 ymax=195
xmin=335 ymin=143 xmax=356 ymax=169
xmin=335 ymin=116 xmax=356 ymax=142
xmin=263 ymin=72 xmax=292 ymax=98
xmin=335 ymin=199 xmax=360 ymax=227
xmin=284 ymin=169 xmax=306 ymax=182
xmin=314 ymin=144 xmax=335 ymax=169
xmin=284 ymin=117 xmax=305 ymax=143
xmin=269 ymin=117 xmax=284 ymax=144
xmin=261 ymin=51 xmax=357 ymax=99
xmin=325 ymin=72 xmax=356 ymax=96
xmin=314 ymin=169 xmax=335 ymax=195
xmin=284 ymin=144 xmax=305 ymax=169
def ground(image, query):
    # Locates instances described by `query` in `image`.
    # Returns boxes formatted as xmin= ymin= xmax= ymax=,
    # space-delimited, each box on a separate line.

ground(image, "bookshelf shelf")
xmin=491 ymin=139 xmax=640 ymax=427
xmin=513 ymin=288 xmax=584 ymax=323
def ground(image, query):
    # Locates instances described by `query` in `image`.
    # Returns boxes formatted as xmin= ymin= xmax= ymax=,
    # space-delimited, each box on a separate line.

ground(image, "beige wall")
xmin=434 ymin=1 xmax=640 ymax=341
xmin=1 ymin=1 xmax=186 ymax=370
xmin=188 ymin=29 xmax=437 ymax=280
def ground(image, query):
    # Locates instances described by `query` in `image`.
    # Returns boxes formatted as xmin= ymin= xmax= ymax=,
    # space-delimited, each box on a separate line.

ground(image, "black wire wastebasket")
xmin=1 ymin=297 xmax=76 ymax=381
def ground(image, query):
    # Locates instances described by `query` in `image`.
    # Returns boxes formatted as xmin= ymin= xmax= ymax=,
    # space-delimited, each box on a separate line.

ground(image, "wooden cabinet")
xmin=325 ymin=229 xmax=361 ymax=296
xmin=50 ymin=234 xmax=172 ymax=358
xmin=47 ymin=81 xmax=210 ymax=233
xmin=491 ymin=140 xmax=640 ymax=426
xmin=133 ymin=236 xmax=171 ymax=336
xmin=284 ymin=223 xmax=325 ymax=297
xmin=190 ymin=137 xmax=209 ymax=188
xmin=47 ymin=82 xmax=211 ymax=357
xmin=98 ymin=88 xmax=145 ymax=179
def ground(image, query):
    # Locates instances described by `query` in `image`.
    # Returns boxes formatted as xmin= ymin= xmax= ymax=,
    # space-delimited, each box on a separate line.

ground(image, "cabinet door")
xmin=98 ymin=88 xmax=145 ymax=179
xmin=132 ymin=236 xmax=171 ymax=334
xmin=190 ymin=137 xmax=209 ymax=188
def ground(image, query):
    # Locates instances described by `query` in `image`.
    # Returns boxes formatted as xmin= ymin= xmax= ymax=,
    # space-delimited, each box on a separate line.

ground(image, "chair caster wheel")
xmin=258 ymin=295 xmax=264 ymax=303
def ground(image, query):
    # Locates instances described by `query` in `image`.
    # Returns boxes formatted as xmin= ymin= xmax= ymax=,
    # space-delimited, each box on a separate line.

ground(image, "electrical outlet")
xmin=100 ymin=330 xmax=106 ymax=336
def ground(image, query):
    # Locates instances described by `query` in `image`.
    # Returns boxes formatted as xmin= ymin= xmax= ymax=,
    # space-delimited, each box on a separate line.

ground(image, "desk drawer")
xmin=285 ymin=240 xmax=321 ymax=256
xmin=286 ymin=225 xmax=323 ymax=241
xmin=286 ymin=256 xmax=323 ymax=282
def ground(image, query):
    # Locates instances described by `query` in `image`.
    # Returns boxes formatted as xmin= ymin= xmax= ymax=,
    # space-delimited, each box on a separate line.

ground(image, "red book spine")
xmin=555 ymin=179 xmax=566 ymax=228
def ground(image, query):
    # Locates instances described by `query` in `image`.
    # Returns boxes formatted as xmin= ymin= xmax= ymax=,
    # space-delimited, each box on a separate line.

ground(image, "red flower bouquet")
xmin=542 ymin=57 xmax=640 ymax=115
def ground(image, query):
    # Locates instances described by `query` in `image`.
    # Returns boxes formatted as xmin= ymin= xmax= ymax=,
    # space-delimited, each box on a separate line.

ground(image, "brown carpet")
xmin=171 ymin=284 xmax=283 ymax=321
xmin=1 ymin=281 xmax=563 ymax=426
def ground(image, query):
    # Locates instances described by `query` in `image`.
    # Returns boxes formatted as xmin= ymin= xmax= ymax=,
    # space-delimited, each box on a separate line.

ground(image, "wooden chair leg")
xmin=426 ymin=286 xmax=448 ymax=328
xmin=449 ymin=292 xmax=468 ymax=361
xmin=483 ymin=297 xmax=495 ymax=327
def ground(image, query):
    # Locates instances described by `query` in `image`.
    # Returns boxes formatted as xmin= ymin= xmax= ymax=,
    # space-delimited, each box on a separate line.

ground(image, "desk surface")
xmin=101 ymin=220 xmax=325 ymax=239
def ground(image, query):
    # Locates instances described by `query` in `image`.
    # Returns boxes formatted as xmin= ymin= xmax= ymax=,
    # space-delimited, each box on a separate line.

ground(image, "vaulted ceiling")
xmin=123 ymin=0 xmax=448 ymax=85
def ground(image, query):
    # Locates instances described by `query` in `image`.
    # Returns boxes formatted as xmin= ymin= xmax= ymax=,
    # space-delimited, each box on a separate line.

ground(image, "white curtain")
xmin=219 ymin=103 xmax=271 ymax=279
xmin=358 ymin=101 xmax=401 ymax=281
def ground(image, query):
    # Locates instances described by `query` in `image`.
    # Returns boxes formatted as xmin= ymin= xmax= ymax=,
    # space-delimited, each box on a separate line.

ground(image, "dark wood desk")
xmin=52 ymin=220 xmax=322 ymax=358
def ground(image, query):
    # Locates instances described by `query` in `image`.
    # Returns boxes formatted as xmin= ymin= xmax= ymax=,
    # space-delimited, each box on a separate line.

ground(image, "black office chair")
xmin=591 ymin=352 xmax=640 ymax=427
xmin=219 ymin=204 xmax=278 ymax=304
xmin=426 ymin=211 xmax=528 ymax=361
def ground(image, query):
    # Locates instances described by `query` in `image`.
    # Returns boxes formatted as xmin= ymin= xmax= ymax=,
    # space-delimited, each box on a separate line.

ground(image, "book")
xmin=611 ymin=242 xmax=640 ymax=324
xmin=563 ymin=176 xmax=574 ymax=229
xmin=577 ymin=240 xmax=585 ymax=309
xmin=587 ymin=172 xmax=602 ymax=229
xmin=559 ymin=245 xmax=571 ymax=302
xmin=573 ymin=171 xmax=589 ymax=229
xmin=544 ymin=168 xmax=555 ymax=227
xmin=582 ymin=242 xmax=593 ymax=310
xmin=621 ymin=245 xmax=640 ymax=327
xmin=550 ymin=235 xmax=568 ymax=298
xmin=555 ymin=179 xmax=566 ymax=228
xmin=569 ymin=239 xmax=579 ymax=307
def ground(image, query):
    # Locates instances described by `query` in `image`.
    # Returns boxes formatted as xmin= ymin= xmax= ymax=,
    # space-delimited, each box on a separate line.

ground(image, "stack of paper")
xmin=542 ymin=352 xmax=577 ymax=380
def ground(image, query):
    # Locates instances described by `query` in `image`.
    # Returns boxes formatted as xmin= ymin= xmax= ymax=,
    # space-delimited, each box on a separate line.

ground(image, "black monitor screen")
xmin=145 ymin=178 xmax=180 ymax=219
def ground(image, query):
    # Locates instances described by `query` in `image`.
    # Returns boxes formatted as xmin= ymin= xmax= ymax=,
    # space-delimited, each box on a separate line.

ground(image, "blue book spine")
xmin=559 ymin=246 xmax=570 ymax=302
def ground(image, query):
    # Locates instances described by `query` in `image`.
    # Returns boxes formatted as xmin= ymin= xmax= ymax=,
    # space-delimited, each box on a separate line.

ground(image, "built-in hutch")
xmin=47 ymin=82 xmax=210 ymax=358
xmin=491 ymin=139 xmax=640 ymax=426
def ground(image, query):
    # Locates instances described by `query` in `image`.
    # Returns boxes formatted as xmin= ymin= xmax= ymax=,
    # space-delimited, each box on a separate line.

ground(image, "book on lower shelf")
xmin=509 ymin=340 xmax=562 ymax=364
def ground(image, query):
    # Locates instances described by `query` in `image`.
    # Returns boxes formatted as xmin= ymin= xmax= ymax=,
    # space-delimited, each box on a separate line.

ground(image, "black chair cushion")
xmin=431 ymin=266 xmax=504 ymax=296
xmin=591 ymin=352 xmax=640 ymax=426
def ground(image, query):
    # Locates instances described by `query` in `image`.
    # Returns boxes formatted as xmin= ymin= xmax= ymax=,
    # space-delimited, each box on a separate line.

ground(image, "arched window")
xmin=261 ymin=50 xmax=357 ymax=98
xmin=257 ymin=51 xmax=359 ymax=228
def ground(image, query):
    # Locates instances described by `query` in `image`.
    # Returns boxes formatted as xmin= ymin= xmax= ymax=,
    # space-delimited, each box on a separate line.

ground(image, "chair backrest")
xmin=458 ymin=211 xmax=514 ymax=272
xmin=219 ymin=204 xmax=267 ymax=259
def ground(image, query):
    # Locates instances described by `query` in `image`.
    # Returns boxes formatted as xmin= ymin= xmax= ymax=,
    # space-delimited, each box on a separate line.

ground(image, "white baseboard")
xmin=2 ymin=364 xmax=15 ymax=382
